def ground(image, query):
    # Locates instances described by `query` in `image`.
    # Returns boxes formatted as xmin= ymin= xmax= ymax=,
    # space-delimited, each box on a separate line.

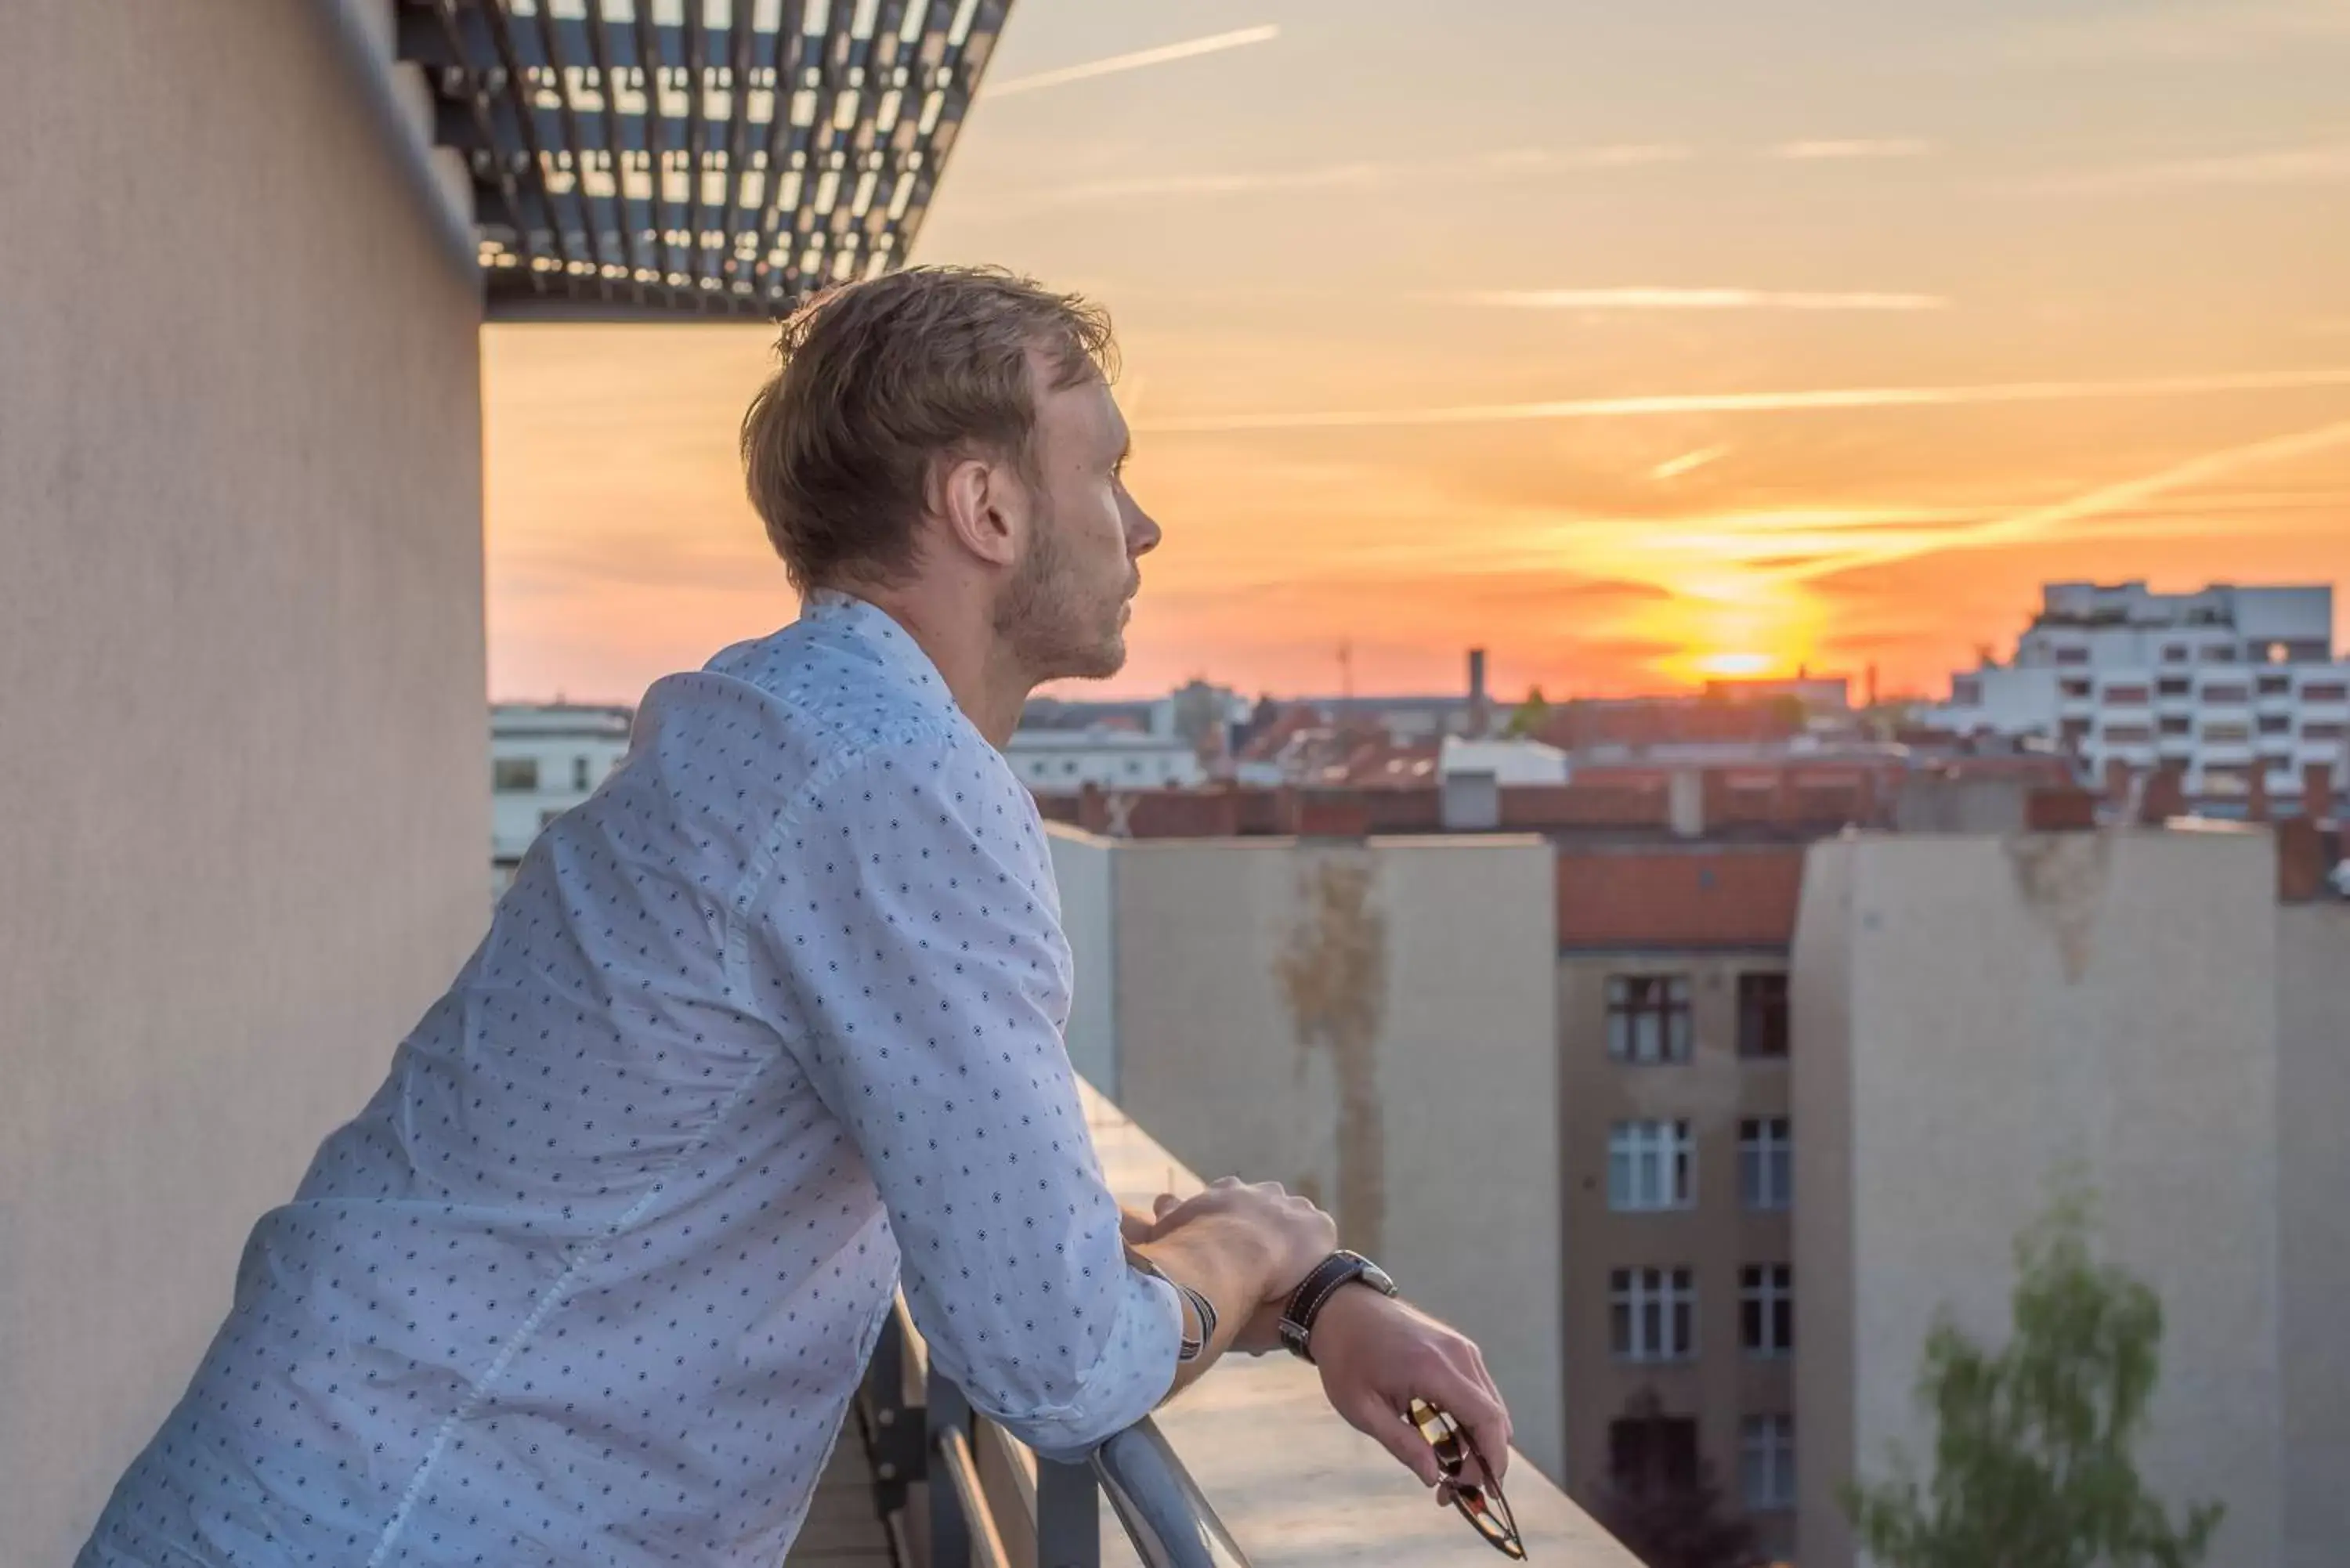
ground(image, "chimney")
xmin=2304 ymin=761 xmax=2335 ymax=822
xmin=1468 ymin=648 xmax=1488 ymax=706
xmin=1668 ymin=768 xmax=1705 ymax=839
xmin=2279 ymin=816 xmax=2326 ymax=902
xmin=2139 ymin=762 xmax=2187 ymax=825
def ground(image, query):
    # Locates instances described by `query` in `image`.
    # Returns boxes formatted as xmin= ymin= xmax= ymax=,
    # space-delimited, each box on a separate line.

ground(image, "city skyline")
xmin=485 ymin=0 xmax=2350 ymax=705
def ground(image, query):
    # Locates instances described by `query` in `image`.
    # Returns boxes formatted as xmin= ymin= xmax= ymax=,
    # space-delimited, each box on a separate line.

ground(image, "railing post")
xmin=1036 ymin=1458 xmax=1102 ymax=1568
xmin=927 ymin=1366 xmax=973 ymax=1568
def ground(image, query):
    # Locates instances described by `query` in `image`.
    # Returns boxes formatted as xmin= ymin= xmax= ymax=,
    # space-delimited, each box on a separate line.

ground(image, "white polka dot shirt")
xmin=78 ymin=592 xmax=1184 ymax=1567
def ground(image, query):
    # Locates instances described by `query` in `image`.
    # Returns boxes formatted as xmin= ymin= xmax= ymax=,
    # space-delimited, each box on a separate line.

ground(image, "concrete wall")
xmin=1790 ymin=841 xmax=1860 ymax=1567
xmin=1795 ymin=830 xmax=2283 ymax=1568
xmin=1050 ymin=829 xmax=1567 ymax=1483
xmin=0 ymin=2 xmax=487 ymax=1558
xmin=1556 ymin=950 xmax=1795 ymax=1561
xmin=2277 ymin=900 xmax=2350 ymax=1568
xmin=1047 ymin=829 xmax=1121 ymax=1095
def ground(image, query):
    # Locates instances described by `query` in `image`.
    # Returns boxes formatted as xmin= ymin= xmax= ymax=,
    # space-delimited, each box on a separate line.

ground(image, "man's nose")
xmin=1124 ymin=491 xmax=1162 ymax=557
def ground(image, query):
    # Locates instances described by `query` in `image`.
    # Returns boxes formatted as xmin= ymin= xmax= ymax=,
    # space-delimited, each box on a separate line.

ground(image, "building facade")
xmin=1553 ymin=843 xmax=1806 ymax=1563
xmin=1791 ymin=827 xmax=2330 ymax=1568
xmin=1931 ymin=581 xmax=2350 ymax=804
xmin=490 ymin=702 xmax=633 ymax=890
xmin=1003 ymin=725 xmax=1206 ymax=792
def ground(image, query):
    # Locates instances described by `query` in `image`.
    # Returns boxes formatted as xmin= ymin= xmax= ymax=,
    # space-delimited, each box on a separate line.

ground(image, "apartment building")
xmin=1554 ymin=842 xmax=1807 ymax=1563
xmin=1932 ymin=581 xmax=2350 ymax=804
xmin=490 ymin=703 xmax=632 ymax=891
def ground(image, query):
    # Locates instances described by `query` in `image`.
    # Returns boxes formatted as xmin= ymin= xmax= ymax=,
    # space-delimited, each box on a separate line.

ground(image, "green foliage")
xmin=1841 ymin=1183 xmax=2224 ymax=1568
xmin=1503 ymin=686 xmax=1550 ymax=739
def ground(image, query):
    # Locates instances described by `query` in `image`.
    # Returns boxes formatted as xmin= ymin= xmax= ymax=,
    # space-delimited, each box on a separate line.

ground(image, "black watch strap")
xmin=1278 ymin=1250 xmax=1398 ymax=1362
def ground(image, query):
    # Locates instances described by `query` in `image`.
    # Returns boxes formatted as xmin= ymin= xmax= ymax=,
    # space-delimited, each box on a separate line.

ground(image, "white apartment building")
xmin=1930 ymin=582 xmax=2349 ymax=804
xmin=1003 ymin=725 xmax=1206 ymax=792
xmin=491 ymin=703 xmax=633 ymax=888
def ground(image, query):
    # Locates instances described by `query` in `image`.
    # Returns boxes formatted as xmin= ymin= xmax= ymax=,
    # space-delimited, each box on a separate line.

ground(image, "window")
xmin=2059 ymin=717 xmax=2092 ymax=746
xmin=1609 ymin=1122 xmax=1694 ymax=1211
xmin=1607 ymin=976 xmax=1692 ymax=1064
xmin=1063 ymin=760 xmax=1079 ymax=775
xmin=1741 ymin=1416 xmax=1795 ymax=1512
xmin=572 ymin=755 xmax=591 ymax=791
xmin=2204 ymin=721 xmax=2250 ymax=744
xmin=2059 ymin=677 xmax=2093 ymax=699
xmin=537 ymin=807 xmax=563 ymax=829
xmin=2158 ymin=714 xmax=2192 ymax=736
xmin=1611 ymin=1414 xmax=1700 ymax=1496
xmin=1741 ymin=1265 xmax=1794 ymax=1357
xmin=2259 ymin=674 xmax=2292 ymax=698
xmin=2201 ymin=644 xmax=2239 ymax=663
xmin=1736 ymin=973 xmax=1789 ymax=1059
xmin=1123 ymin=759 xmax=1142 ymax=777
xmin=2268 ymin=641 xmax=2291 ymax=665
xmin=2157 ymin=676 xmax=2192 ymax=698
xmin=2162 ymin=645 xmax=2190 ymax=664
xmin=1611 ymin=1268 xmax=1696 ymax=1361
xmin=2101 ymin=724 xmax=2151 ymax=744
xmin=2308 ymin=722 xmax=2348 ymax=742
xmin=2260 ymin=714 xmax=2293 ymax=735
xmin=493 ymin=757 xmax=539 ymax=793
xmin=1741 ymin=1118 xmax=1792 ymax=1210
xmin=2202 ymin=683 xmax=2250 ymax=705
xmin=2203 ymin=766 xmax=2251 ymax=796
xmin=2305 ymin=682 xmax=2350 ymax=704
xmin=1950 ymin=675 xmax=1981 ymax=706
xmin=2054 ymin=645 xmax=2090 ymax=667
xmin=2102 ymin=684 xmax=2148 ymax=706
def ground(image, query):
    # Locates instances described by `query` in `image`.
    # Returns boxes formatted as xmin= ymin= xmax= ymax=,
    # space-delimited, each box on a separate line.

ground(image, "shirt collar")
xmin=799 ymin=589 xmax=962 ymax=718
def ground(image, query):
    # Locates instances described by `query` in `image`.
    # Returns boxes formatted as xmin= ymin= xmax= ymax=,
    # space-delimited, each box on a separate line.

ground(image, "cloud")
xmin=1453 ymin=287 xmax=1948 ymax=313
xmin=1651 ymin=446 xmax=1730 ymax=481
xmin=2017 ymin=141 xmax=2350 ymax=195
xmin=1767 ymin=139 xmax=1939 ymax=160
xmin=2014 ymin=2 xmax=2350 ymax=62
xmin=1137 ymin=366 xmax=2350 ymax=434
xmin=1777 ymin=416 xmax=2350 ymax=582
xmin=985 ymin=24 xmax=1280 ymax=98
xmin=1015 ymin=144 xmax=1691 ymax=208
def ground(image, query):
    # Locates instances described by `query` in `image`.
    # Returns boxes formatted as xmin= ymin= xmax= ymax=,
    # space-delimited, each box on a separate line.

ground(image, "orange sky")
xmin=484 ymin=0 xmax=2350 ymax=706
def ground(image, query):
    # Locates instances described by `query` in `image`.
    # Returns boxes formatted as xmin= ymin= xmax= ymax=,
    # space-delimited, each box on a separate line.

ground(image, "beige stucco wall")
xmin=0 ymin=2 xmax=487 ymax=1558
xmin=1795 ymin=830 xmax=2283 ymax=1568
xmin=1790 ymin=840 xmax=1859 ymax=1568
xmin=1047 ymin=829 xmax=1567 ymax=1483
xmin=1047 ymin=829 xmax=1121 ymax=1096
xmin=2277 ymin=899 xmax=2350 ymax=1568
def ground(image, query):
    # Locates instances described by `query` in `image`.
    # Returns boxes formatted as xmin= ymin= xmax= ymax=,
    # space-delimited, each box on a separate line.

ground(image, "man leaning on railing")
xmin=75 ymin=266 xmax=1511 ymax=1568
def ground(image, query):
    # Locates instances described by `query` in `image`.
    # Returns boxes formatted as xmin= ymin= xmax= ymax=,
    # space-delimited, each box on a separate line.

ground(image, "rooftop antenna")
xmin=1338 ymin=639 xmax=1354 ymax=702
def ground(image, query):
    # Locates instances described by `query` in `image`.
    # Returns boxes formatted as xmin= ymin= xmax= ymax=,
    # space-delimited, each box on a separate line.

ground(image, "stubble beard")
xmin=996 ymin=504 xmax=1129 ymax=684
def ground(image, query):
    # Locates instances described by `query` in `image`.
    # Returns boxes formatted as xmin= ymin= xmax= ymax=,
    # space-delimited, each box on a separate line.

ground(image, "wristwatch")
xmin=1278 ymin=1250 xmax=1399 ymax=1363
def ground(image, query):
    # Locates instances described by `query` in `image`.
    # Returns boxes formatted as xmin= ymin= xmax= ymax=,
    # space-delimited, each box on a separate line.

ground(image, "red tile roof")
xmin=1556 ymin=844 xmax=1806 ymax=949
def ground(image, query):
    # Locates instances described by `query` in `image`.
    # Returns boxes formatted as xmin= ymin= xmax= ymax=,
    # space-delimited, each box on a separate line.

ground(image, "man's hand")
xmin=1137 ymin=1178 xmax=1337 ymax=1302
xmin=1306 ymin=1288 xmax=1513 ymax=1496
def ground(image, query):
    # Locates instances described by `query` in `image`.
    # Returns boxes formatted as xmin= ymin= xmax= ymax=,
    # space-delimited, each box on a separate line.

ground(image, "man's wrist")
xmin=1278 ymin=1251 xmax=1399 ymax=1362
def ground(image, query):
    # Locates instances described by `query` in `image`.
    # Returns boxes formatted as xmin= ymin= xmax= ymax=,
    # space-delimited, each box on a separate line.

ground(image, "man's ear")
xmin=931 ymin=449 xmax=1021 ymax=569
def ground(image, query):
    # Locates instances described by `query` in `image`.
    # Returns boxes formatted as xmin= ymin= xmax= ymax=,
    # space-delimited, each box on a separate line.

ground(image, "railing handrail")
xmin=859 ymin=1297 xmax=1251 ymax=1568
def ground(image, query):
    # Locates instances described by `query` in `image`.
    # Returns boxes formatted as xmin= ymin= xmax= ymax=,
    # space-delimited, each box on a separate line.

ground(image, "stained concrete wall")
xmin=2277 ymin=899 xmax=2350 ymax=1568
xmin=0 ymin=2 xmax=487 ymax=1558
xmin=1046 ymin=828 xmax=1121 ymax=1096
xmin=1047 ymin=829 xmax=1566 ymax=1483
xmin=1793 ymin=829 xmax=2284 ymax=1568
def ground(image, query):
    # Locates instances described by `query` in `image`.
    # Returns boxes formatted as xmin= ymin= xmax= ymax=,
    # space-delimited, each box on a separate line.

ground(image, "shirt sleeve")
xmin=741 ymin=731 xmax=1183 ymax=1461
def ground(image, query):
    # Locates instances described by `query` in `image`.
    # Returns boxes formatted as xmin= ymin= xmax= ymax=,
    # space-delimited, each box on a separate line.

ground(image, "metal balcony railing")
xmin=855 ymin=1298 xmax=1249 ymax=1568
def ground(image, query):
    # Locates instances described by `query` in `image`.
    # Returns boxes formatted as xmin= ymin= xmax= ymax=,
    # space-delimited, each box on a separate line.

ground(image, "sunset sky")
xmin=484 ymin=0 xmax=2350 ymax=706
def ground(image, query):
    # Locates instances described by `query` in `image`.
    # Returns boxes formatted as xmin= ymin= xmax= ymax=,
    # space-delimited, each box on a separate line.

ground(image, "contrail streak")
xmin=987 ymin=25 xmax=1279 ymax=98
xmin=1137 ymin=367 xmax=2350 ymax=434
xmin=1778 ymin=416 xmax=2350 ymax=582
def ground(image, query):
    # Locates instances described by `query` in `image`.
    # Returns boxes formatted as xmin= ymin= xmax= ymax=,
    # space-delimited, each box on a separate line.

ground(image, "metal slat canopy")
xmin=397 ymin=0 xmax=1011 ymax=320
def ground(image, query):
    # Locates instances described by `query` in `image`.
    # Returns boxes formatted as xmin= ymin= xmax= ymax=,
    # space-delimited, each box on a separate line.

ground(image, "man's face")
xmin=994 ymin=361 xmax=1161 ymax=682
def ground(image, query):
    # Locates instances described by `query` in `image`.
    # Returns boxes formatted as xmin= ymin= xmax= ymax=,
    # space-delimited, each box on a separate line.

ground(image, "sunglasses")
xmin=1409 ymin=1397 xmax=1526 ymax=1559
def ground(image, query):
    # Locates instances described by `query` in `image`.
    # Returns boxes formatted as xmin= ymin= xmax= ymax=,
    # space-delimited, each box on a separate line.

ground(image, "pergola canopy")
xmin=396 ymin=0 xmax=1010 ymax=320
